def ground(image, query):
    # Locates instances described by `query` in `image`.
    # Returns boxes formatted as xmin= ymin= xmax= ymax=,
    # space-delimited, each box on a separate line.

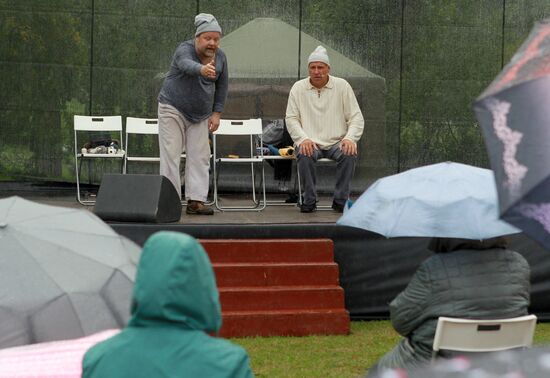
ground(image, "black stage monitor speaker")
xmin=94 ymin=174 xmax=182 ymax=223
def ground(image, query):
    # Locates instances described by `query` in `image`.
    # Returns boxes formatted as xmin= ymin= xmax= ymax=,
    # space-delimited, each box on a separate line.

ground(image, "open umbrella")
xmin=369 ymin=346 xmax=550 ymax=378
xmin=337 ymin=162 xmax=519 ymax=239
xmin=0 ymin=329 xmax=120 ymax=378
xmin=473 ymin=18 xmax=550 ymax=249
xmin=0 ymin=196 xmax=140 ymax=348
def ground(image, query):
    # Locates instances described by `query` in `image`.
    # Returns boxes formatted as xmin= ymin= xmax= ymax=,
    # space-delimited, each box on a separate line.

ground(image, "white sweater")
xmin=285 ymin=75 xmax=364 ymax=149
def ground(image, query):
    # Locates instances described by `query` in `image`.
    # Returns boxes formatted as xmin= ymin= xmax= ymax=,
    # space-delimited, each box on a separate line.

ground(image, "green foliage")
xmin=0 ymin=145 xmax=34 ymax=179
xmin=400 ymin=120 xmax=489 ymax=169
xmin=1 ymin=2 xmax=549 ymax=181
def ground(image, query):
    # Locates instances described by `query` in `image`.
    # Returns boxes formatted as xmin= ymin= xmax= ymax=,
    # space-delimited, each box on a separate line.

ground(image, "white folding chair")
xmin=432 ymin=315 xmax=537 ymax=361
xmin=74 ymin=115 xmax=124 ymax=205
xmin=212 ymin=118 xmax=266 ymax=211
xmin=123 ymin=117 xmax=214 ymax=206
xmin=123 ymin=117 xmax=160 ymax=174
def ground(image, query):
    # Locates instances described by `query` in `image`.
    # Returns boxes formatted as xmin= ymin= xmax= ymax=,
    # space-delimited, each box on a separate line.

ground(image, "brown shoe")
xmin=186 ymin=200 xmax=214 ymax=215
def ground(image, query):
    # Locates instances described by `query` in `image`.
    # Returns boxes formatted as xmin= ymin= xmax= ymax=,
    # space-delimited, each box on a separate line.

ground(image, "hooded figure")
xmin=82 ymin=231 xmax=253 ymax=378
xmin=368 ymin=237 xmax=530 ymax=375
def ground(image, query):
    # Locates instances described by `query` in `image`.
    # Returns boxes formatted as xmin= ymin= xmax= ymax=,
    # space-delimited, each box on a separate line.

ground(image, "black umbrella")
xmin=474 ymin=18 xmax=550 ymax=250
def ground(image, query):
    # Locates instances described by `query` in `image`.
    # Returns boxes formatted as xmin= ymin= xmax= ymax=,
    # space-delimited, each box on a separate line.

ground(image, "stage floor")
xmin=6 ymin=192 xmax=342 ymax=225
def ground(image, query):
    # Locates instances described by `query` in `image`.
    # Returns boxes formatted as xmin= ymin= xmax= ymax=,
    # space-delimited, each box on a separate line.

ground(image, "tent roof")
xmin=221 ymin=18 xmax=383 ymax=80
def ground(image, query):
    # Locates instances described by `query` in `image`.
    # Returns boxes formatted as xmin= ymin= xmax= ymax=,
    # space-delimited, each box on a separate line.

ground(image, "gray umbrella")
xmin=0 ymin=196 xmax=140 ymax=348
xmin=474 ymin=18 xmax=550 ymax=250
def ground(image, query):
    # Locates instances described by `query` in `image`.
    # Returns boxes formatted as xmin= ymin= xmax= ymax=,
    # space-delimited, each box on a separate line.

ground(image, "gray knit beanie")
xmin=308 ymin=45 xmax=330 ymax=66
xmin=195 ymin=13 xmax=222 ymax=36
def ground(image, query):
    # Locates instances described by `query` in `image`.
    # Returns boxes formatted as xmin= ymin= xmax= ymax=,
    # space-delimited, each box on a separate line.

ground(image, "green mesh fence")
xmin=1 ymin=1 xmax=549 ymax=191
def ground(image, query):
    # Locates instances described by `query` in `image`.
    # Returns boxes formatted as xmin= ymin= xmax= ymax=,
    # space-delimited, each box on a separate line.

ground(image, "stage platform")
xmin=3 ymin=184 xmax=550 ymax=322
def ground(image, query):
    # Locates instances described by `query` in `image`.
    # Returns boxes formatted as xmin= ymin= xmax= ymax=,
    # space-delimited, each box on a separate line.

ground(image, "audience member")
xmin=367 ymin=236 xmax=530 ymax=376
xmin=82 ymin=231 xmax=253 ymax=378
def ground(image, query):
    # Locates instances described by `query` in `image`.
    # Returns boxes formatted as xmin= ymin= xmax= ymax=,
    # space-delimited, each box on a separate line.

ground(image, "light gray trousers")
xmin=297 ymin=143 xmax=356 ymax=207
xmin=158 ymin=103 xmax=210 ymax=201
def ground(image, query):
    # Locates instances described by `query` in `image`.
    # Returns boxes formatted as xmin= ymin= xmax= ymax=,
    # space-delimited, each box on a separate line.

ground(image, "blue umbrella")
xmin=337 ymin=162 xmax=520 ymax=239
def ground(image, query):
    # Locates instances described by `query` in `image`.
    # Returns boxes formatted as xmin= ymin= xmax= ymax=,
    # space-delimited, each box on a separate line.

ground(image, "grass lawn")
xmin=232 ymin=320 xmax=550 ymax=378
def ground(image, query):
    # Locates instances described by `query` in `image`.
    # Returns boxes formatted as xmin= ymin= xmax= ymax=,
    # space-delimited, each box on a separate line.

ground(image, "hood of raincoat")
xmin=428 ymin=236 xmax=508 ymax=253
xmin=128 ymin=231 xmax=221 ymax=333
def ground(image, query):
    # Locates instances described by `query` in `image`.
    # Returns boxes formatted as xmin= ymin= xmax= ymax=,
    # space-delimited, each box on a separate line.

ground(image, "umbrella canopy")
xmin=474 ymin=18 xmax=550 ymax=249
xmin=337 ymin=162 xmax=519 ymax=239
xmin=0 ymin=196 xmax=140 ymax=348
xmin=369 ymin=347 xmax=550 ymax=378
xmin=0 ymin=329 xmax=119 ymax=378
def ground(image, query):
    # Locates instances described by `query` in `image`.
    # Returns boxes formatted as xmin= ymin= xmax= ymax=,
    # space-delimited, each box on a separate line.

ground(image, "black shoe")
xmin=300 ymin=203 xmax=317 ymax=213
xmin=331 ymin=201 xmax=344 ymax=213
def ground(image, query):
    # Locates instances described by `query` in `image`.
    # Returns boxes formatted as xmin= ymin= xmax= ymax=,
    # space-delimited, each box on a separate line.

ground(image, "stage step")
xmin=213 ymin=262 xmax=339 ymax=286
xmin=220 ymin=309 xmax=350 ymax=338
xmin=199 ymin=238 xmax=350 ymax=337
xmin=218 ymin=285 xmax=345 ymax=311
xmin=200 ymin=239 xmax=334 ymax=263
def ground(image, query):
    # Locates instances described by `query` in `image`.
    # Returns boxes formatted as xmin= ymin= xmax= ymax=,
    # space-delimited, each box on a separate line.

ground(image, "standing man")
xmin=286 ymin=46 xmax=364 ymax=213
xmin=158 ymin=13 xmax=228 ymax=215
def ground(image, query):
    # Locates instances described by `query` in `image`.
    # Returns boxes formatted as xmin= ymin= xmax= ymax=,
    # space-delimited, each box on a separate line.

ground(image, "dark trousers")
xmin=297 ymin=143 xmax=356 ymax=206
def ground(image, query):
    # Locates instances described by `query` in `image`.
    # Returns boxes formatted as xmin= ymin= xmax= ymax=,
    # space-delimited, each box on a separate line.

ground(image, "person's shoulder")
xmin=504 ymin=248 xmax=529 ymax=264
xmin=290 ymin=77 xmax=309 ymax=91
xmin=176 ymin=40 xmax=195 ymax=53
xmin=195 ymin=335 xmax=250 ymax=365
xmin=330 ymin=76 xmax=352 ymax=88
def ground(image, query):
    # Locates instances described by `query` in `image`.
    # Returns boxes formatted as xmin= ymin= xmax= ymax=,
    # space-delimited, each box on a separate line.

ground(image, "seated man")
xmin=82 ymin=231 xmax=253 ymax=378
xmin=285 ymin=45 xmax=364 ymax=213
xmin=367 ymin=236 xmax=530 ymax=376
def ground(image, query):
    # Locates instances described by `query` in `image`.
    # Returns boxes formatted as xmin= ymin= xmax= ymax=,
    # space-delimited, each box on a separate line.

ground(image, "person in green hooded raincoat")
xmin=82 ymin=231 xmax=254 ymax=378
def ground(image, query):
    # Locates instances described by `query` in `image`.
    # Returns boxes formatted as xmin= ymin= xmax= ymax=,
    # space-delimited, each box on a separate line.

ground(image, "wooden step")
xmin=213 ymin=262 xmax=339 ymax=287
xmin=199 ymin=238 xmax=349 ymax=337
xmin=200 ymin=239 xmax=334 ymax=263
xmin=219 ymin=286 xmax=345 ymax=311
xmin=219 ymin=309 xmax=350 ymax=337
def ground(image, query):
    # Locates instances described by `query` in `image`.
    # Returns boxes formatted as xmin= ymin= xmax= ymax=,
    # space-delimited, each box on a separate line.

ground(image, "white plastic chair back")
xmin=124 ymin=117 xmax=160 ymax=173
xmin=432 ymin=315 xmax=537 ymax=360
xmin=213 ymin=118 xmax=266 ymax=211
xmin=73 ymin=115 xmax=124 ymax=205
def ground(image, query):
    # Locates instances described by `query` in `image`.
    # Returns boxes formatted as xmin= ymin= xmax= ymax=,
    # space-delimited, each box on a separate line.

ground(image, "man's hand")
xmin=340 ymin=139 xmax=357 ymax=156
xmin=299 ymin=139 xmax=318 ymax=157
xmin=209 ymin=112 xmax=221 ymax=132
xmin=200 ymin=60 xmax=216 ymax=79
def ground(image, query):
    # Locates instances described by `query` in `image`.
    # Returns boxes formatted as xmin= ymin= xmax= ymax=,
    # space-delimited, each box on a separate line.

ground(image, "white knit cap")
xmin=308 ymin=45 xmax=330 ymax=66
xmin=194 ymin=13 xmax=222 ymax=36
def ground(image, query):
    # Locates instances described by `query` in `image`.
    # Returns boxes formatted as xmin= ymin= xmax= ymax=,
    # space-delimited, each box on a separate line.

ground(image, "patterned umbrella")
xmin=473 ymin=18 xmax=550 ymax=249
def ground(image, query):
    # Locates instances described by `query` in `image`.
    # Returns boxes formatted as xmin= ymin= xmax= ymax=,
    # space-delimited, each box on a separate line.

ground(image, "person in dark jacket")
xmin=82 ymin=231 xmax=253 ymax=378
xmin=368 ymin=236 xmax=530 ymax=375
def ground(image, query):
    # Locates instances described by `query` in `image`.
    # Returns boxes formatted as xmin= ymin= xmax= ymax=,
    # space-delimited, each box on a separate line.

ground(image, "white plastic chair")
xmin=123 ymin=117 xmax=213 ymax=206
xmin=432 ymin=315 xmax=537 ymax=361
xmin=123 ymin=117 xmax=160 ymax=174
xmin=212 ymin=119 xmax=266 ymax=211
xmin=74 ymin=115 xmax=124 ymax=205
